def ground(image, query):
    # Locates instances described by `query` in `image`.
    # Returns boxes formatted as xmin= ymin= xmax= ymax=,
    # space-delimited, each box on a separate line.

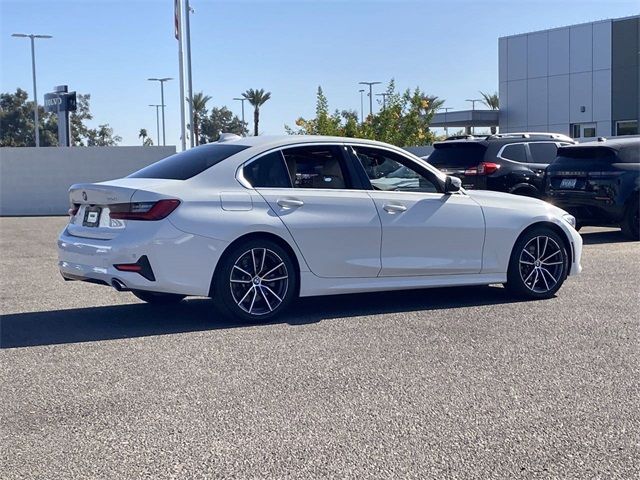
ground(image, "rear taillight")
xmin=109 ymin=199 xmax=180 ymax=221
xmin=465 ymin=162 xmax=500 ymax=176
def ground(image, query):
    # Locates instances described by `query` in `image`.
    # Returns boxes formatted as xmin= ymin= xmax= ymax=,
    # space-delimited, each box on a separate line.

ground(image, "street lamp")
xmin=12 ymin=33 xmax=52 ymax=148
xmin=465 ymin=98 xmax=482 ymax=134
xmin=376 ymin=92 xmax=390 ymax=110
xmin=359 ymin=81 xmax=381 ymax=118
xmin=233 ymin=97 xmax=246 ymax=134
xmin=148 ymin=77 xmax=172 ymax=145
xmin=358 ymin=89 xmax=365 ymax=123
xmin=438 ymin=107 xmax=454 ymax=137
xmin=149 ymin=104 xmax=164 ymax=146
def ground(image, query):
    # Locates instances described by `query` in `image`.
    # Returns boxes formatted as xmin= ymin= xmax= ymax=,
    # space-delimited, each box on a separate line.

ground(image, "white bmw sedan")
xmin=58 ymin=135 xmax=582 ymax=322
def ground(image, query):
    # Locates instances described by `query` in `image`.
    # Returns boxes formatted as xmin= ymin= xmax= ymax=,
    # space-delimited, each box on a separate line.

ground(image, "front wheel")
xmin=131 ymin=290 xmax=186 ymax=304
xmin=213 ymin=239 xmax=297 ymax=322
xmin=505 ymin=227 xmax=569 ymax=299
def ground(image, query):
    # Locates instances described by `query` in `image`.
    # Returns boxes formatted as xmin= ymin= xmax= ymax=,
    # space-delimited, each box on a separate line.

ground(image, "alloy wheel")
xmin=518 ymin=236 xmax=564 ymax=294
xmin=229 ymin=248 xmax=289 ymax=316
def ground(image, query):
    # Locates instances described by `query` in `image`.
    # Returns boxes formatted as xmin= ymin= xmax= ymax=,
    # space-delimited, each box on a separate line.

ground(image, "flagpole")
xmin=185 ymin=0 xmax=194 ymax=148
xmin=176 ymin=0 xmax=187 ymax=151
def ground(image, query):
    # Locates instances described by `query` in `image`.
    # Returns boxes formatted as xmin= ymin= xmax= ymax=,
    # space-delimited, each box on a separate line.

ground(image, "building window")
xmin=570 ymin=123 xmax=597 ymax=139
xmin=583 ymin=126 xmax=596 ymax=138
xmin=616 ymin=120 xmax=638 ymax=136
xmin=570 ymin=124 xmax=581 ymax=139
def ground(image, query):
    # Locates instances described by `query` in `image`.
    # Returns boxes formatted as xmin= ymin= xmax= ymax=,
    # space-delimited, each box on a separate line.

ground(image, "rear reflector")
xmin=110 ymin=199 xmax=180 ymax=221
xmin=114 ymin=255 xmax=156 ymax=281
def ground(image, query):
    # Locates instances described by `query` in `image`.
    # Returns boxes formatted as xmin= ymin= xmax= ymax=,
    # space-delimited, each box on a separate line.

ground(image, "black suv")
xmin=426 ymin=133 xmax=575 ymax=197
xmin=546 ymin=137 xmax=639 ymax=239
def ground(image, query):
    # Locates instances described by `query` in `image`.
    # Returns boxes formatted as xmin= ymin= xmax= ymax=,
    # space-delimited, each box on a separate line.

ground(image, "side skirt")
xmin=299 ymin=272 xmax=507 ymax=297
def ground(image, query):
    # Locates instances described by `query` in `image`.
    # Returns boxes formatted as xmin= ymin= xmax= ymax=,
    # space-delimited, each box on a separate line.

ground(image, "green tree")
xmin=286 ymin=81 xmax=440 ymax=147
xmin=200 ymin=106 xmax=247 ymax=143
xmin=242 ymin=88 xmax=271 ymax=136
xmin=0 ymin=88 xmax=57 ymax=146
xmin=188 ymin=92 xmax=212 ymax=145
xmin=139 ymin=128 xmax=153 ymax=146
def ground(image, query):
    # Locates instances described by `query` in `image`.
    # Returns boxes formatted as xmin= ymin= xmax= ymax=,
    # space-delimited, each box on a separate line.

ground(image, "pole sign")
xmin=44 ymin=87 xmax=76 ymax=146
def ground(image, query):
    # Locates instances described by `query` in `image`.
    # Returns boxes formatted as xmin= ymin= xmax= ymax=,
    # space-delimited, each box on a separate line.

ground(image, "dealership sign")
xmin=44 ymin=91 xmax=77 ymax=113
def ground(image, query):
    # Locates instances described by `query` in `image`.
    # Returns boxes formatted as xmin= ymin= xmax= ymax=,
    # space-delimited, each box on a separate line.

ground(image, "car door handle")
xmin=277 ymin=198 xmax=304 ymax=209
xmin=383 ymin=203 xmax=407 ymax=214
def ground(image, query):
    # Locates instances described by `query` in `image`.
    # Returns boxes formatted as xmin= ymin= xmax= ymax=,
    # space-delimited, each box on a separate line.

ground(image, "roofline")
xmin=499 ymin=14 xmax=639 ymax=40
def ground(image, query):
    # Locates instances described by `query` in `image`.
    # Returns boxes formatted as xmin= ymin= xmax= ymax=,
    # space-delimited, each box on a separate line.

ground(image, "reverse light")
xmin=464 ymin=162 xmax=500 ymax=176
xmin=109 ymin=199 xmax=180 ymax=221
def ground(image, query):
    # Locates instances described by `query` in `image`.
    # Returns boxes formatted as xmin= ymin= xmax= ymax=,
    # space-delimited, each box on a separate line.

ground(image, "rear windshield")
xmin=554 ymin=147 xmax=617 ymax=164
xmin=428 ymin=143 xmax=486 ymax=168
xmin=129 ymin=144 xmax=250 ymax=180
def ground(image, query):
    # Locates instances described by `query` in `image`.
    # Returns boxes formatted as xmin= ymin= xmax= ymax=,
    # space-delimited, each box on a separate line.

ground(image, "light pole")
xmin=359 ymin=81 xmax=381 ymax=118
xmin=358 ymin=89 xmax=365 ymax=123
xmin=438 ymin=107 xmax=454 ymax=137
xmin=465 ymin=98 xmax=482 ymax=134
xmin=12 ymin=33 xmax=52 ymax=147
xmin=376 ymin=92 xmax=390 ymax=110
xmin=233 ymin=97 xmax=246 ymax=134
xmin=149 ymin=104 xmax=164 ymax=146
xmin=148 ymin=77 xmax=172 ymax=146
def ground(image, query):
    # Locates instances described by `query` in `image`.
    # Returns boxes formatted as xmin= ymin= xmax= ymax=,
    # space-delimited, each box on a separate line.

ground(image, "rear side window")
xmin=129 ymin=144 xmax=249 ymax=180
xmin=243 ymin=151 xmax=292 ymax=188
xmin=500 ymin=143 xmax=527 ymax=162
xmin=282 ymin=145 xmax=350 ymax=189
xmin=528 ymin=142 xmax=558 ymax=164
xmin=428 ymin=143 xmax=486 ymax=168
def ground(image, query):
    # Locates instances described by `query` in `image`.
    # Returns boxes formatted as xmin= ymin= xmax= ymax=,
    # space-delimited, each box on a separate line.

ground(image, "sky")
xmin=1 ymin=0 xmax=638 ymax=149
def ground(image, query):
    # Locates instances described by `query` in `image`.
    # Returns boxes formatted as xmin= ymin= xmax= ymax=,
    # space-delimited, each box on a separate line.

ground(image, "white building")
xmin=498 ymin=15 xmax=639 ymax=139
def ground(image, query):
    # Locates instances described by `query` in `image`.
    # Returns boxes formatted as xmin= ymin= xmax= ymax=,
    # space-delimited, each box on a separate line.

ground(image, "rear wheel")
xmin=621 ymin=199 xmax=639 ymax=240
xmin=132 ymin=290 xmax=186 ymax=304
xmin=505 ymin=227 xmax=569 ymax=299
xmin=214 ymin=238 xmax=297 ymax=322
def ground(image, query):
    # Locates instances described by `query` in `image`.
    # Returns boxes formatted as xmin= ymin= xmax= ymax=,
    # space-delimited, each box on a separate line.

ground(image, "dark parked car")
xmin=427 ymin=133 xmax=575 ymax=197
xmin=546 ymin=137 xmax=639 ymax=239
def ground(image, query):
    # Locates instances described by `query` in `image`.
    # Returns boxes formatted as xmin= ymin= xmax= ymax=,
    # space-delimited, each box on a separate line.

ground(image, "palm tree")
xmin=187 ymin=92 xmax=212 ymax=145
xmin=479 ymin=91 xmax=499 ymax=133
xmin=138 ymin=128 xmax=153 ymax=146
xmin=242 ymin=88 xmax=271 ymax=136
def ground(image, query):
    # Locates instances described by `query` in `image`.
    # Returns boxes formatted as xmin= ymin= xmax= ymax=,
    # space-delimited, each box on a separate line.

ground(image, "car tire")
xmin=505 ymin=227 xmax=569 ymax=299
xmin=213 ymin=238 xmax=297 ymax=323
xmin=131 ymin=290 xmax=186 ymax=304
xmin=621 ymin=199 xmax=639 ymax=240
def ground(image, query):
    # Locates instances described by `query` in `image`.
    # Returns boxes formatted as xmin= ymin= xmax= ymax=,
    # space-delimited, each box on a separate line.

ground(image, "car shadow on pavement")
xmin=580 ymin=229 xmax=635 ymax=245
xmin=1 ymin=285 xmax=524 ymax=349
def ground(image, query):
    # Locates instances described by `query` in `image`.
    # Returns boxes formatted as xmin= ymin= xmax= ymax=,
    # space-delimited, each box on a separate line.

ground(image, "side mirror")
xmin=444 ymin=175 xmax=462 ymax=193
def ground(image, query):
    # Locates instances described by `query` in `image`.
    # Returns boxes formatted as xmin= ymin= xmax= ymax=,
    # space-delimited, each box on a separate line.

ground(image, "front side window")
xmin=352 ymin=146 xmax=440 ymax=193
xmin=500 ymin=143 xmax=527 ymax=163
xmin=243 ymin=151 xmax=292 ymax=188
xmin=528 ymin=142 xmax=558 ymax=164
xmin=281 ymin=145 xmax=350 ymax=189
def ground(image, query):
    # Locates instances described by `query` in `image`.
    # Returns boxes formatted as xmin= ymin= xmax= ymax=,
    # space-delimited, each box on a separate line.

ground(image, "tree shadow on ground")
xmin=1 ymin=285 xmax=529 ymax=349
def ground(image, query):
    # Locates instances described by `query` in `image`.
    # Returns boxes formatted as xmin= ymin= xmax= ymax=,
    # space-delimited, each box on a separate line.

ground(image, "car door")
xmin=350 ymin=145 xmax=485 ymax=277
xmin=242 ymin=144 xmax=382 ymax=278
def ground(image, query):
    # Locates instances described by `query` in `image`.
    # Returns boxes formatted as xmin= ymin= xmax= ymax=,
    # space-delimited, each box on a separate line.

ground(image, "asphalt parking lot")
xmin=1 ymin=216 xmax=638 ymax=479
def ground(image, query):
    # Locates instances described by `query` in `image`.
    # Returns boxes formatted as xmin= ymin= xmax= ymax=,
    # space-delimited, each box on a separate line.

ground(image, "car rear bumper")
xmin=547 ymin=192 xmax=624 ymax=225
xmin=57 ymin=220 xmax=228 ymax=296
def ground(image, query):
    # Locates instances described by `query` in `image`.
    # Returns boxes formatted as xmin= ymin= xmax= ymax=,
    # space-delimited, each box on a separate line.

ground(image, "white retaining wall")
xmin=0 ymin=146 xmax=176 ymax=216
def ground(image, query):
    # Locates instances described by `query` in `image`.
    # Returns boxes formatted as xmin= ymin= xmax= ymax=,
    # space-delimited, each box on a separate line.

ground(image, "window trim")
xmin=346 ymin=143 xmax=446 ymax=194
xmin=496 ymin=142 xmax=530 ymax=163
xmin=236 ymin=142 xmax=368 ymax=191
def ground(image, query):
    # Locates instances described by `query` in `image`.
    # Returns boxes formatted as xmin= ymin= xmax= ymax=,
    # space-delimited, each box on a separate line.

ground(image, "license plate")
xmin=560 ymin=178 xmax=577 ymax=189
xmin=83 ymin=207 xmax=102 ymax=227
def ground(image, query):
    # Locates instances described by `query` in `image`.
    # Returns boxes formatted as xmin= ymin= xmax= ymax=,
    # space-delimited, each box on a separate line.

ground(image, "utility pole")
xmin=358 ymin=89 xmax=365 ymax=123
xmin=176 ymin=0 xmax=187 ymax=150
xmin=12 ymin=33 xmax=52 ymax=147
xmin=465 ymin=98 xmax=482 ymax=135
xmin=439 ymin=106 xmax=454 ymax=137
xmin=359 ymin=81 xmax=381 ymax=118
xmin=185 ymin=0 xmax=194 ymax=148
xmin=376 ymin=92 xmax=390 ymax=109
xmin=233 ymin=97 xmax=246 ymax=134
xmin=148 ymin=78 xmax=172 ymax=146
xmin=149 ymin=104 xmax=164 ymax=146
